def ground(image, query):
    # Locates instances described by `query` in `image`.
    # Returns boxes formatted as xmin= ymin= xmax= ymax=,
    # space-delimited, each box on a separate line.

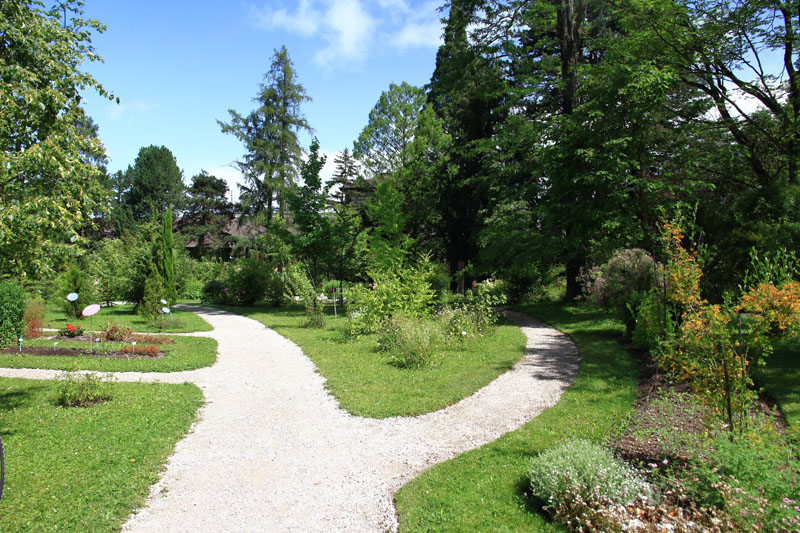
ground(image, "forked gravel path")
xmin=0 ymin=305 xmax=579 ymax=532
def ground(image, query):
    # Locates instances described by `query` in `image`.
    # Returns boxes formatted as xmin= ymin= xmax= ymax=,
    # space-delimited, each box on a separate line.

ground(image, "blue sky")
xmin=80 ymin=0 xmax=446 ymax=199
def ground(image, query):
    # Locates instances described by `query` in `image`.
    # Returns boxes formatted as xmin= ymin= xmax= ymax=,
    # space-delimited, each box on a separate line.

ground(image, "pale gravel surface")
xmin=0 ymin=305 xmax=579 ymax=532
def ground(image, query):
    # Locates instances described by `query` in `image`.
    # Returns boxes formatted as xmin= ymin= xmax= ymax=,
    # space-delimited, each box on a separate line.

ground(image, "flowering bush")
xmin=58 ymin=323 xmax=84 ymax=338
xmin=582 ymin=248 xmax=659 ymax=335
xmin=528 ymin=439 xmax=654 ymax=528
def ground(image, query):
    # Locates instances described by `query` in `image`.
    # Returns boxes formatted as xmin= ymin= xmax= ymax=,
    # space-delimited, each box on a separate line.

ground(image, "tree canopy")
xmin=0 ymin=0 xmax=114 ymax=278
xmin=219 ymin=46 xmax=311 ymax=221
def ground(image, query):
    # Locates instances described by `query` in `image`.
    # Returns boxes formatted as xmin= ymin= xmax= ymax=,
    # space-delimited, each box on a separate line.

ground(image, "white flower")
xmin=461 ymin=331 xmax=467 ymax=335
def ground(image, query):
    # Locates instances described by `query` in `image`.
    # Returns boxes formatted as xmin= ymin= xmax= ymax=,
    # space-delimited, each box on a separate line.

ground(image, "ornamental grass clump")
xmin=528 ymin=439 xmax=654 ymax=528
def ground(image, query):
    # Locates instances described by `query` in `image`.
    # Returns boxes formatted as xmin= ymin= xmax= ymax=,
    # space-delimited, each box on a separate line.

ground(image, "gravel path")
xmin=0 ymin=306 xmax=579 ymax=532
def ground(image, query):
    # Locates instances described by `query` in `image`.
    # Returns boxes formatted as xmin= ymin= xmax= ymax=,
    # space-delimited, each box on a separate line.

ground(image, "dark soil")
xmin=1 ymin=346 xmax=165 ymax=359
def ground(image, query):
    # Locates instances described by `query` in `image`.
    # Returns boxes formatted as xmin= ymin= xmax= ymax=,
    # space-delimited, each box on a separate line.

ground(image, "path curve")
xmin=0 ymin=306 xmax=580 ymax=531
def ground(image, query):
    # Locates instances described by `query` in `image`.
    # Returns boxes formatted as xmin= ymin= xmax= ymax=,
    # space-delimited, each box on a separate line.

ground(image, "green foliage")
xmin=158 ymin=206 xmax=177 ymax=303
xmin=122 ymin=145 xmax=184 ymax=221
xmin=678 ymin=428 xmax=800 ymax=529
xmin=631 ymin=290 xmax=676 ymax=350
xmin=741 ymin=247 xmax=800 ymax=293
xmin=353 ymin=81 xmax=426 ymax=177
xmin=0 ymin=0 xmax=113 ymax=279
xmin=346 ymin=258 xmax=435 ymax=336
xmin=201 ymin=256 xmax=282 ymax=306
xmin=582 ymin=249 xmax=659 ymax=335
xmin=219 ymin=46 xmax=310 ymax=219
xmin=365 ymin=178 xmax=413 ymax=273
xmin=179 ymin=170 xmax=234 ymax=255
xmin=56 ymin=371 xmax=114 ymax=407
xmin=140 ymin=264 xmax=165 ymax=322
xmin=87 ymin=238 xmax=128 ymax=305
xmin=58 ymin=266 xmax=93 ymax=319
xmin=0 ymin=280 xmax=26 ymax=348
xmin=284 ymin=264 xmax=325 ymax=328
xmin=529 ymin=439 xmax=652 ymax=522
xmin=287 ymin=137 xmax=331 ymax=286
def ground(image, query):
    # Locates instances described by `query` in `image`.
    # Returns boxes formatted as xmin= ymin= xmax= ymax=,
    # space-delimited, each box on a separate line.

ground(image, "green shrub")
xmin=140 ymin=265 xmax=165 ymax=321
xmin=284 ymin=265 xmax=325 ymax=328
xmin=528 ymin=439 xmax=653 ymax=524
xmin=680 ymin=428 xmax=800 ymax=528
xmin=59 ymin=266 xmax=93 ymax=318
xmin=436 ymin=280 xmax=506 ymax=342
xmin=56 ymin=371 xmax=114 ymax=407
xmin=0 ymin=280 xmax=26 ymax=348
xmin=346 ymin=258 xmax=436 ymax=336
xmin=582 ymin=248 xmax=659 ymax=335
xmin=379 ymin=314 xmax=440 ymax=369
xmin=201 ymin=257 xmax=282 ymax=306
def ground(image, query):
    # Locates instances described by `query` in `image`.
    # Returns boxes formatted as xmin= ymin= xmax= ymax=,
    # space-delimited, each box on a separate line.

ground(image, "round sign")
xmin=81 ymin=304 xmax=101 ymax=317
xmin=67 ymin=293 xmax=79 ymax=302
xmin=160 ymin=299 xmax=167 ymax=305
xmin=161 ymin=307 xmax=171 ymax=314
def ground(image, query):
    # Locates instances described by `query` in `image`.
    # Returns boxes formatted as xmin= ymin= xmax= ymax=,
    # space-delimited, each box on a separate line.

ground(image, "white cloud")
xmin=107 ymin=100 xmax=157 ymax=120
xmin=313 ymin=0 xmax=376 ymax=69
xmin=249 ymin=1 xmax=442 ymax=70
xmin=250 ymin=0 xmax=320 ymax=36
xmin=390 ymin=18 xmax=442 ymax=50
xmin=388 ymin=0 xmax=443 ymax=50
xmin=205 ymin=165 xmax=245 ymax=203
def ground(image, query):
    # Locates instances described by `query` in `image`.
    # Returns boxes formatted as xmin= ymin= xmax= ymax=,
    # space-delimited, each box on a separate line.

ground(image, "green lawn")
xmin=218 ymin=304 xmax=527 ymax=418
xmin=0 ymin=335 xmax=217 ymax=372
xmin=756 ymin=337 xmax=800 ymax=434
xmin=0 ymin=377 xmax=203 ymax=532
xmin=395 ymin=300 xmax=638 ymax=531
xmin=44 ymin=303 xmax=212 ymax=333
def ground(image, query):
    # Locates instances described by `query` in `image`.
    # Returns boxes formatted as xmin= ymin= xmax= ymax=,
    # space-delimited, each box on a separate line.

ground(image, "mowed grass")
xmin=218 ymin=304 xmax=526 ymax=418
xmin=44 ymin=303 xmax=212 ymax=333
xmin=394 ymin=300 xmax=638 ymax=531
xmin=0 ymin=335 xmax=216 ymax=372
xmin=0 ymin=377 xmax=203 ymax=532
xmin=756 ymin=337 xmax=800 ymax=432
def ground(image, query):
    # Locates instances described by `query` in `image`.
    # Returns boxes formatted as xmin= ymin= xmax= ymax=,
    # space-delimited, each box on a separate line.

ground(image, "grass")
xmin=394 ymin=300 xmax=638 ymax=531
xmin=217 ymin=304 xmax=526 ymax=418
xmin=755 ymin=336 xmax=800 ymax=432
xmin=44 ymin=303 xmax=212 ymax=333
xmin=0 ymin=335 xmax=217 ymax=372
xmin=0 ymin=377 xmax=203 ymax=532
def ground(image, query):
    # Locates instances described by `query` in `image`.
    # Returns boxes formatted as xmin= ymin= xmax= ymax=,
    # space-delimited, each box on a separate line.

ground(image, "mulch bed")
xmin=610 ymin=338 xmax=788 ymax=466
xmin=1 ymin=346 xmax=165 ymax=359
